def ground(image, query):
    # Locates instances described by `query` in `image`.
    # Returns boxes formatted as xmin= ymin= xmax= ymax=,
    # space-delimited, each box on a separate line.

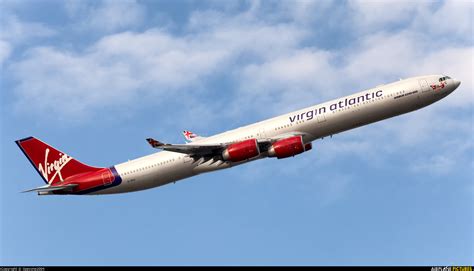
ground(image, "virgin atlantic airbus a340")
xmin=16 ymin=75 xmax=460 ymax=195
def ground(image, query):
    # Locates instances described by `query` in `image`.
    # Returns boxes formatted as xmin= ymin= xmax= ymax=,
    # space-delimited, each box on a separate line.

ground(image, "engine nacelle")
xmin=267 ymin=136 xmax=312 ymax=159
xmin=222 ymin=139 xmax=260 ymax=162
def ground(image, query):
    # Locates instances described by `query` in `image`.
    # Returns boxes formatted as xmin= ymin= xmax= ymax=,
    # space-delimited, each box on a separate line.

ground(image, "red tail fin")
xmin=16 ymin=137 xmax=102 ymax=185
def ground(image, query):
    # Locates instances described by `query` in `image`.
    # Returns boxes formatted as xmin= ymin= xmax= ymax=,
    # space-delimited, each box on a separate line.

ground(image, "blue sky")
xmin=1 ymin=0 xmax=473 ymax=266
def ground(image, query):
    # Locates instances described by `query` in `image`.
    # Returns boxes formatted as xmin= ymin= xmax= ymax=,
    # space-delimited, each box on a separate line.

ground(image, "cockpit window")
xmin=439 ymin=76 xmax=451 ymax=82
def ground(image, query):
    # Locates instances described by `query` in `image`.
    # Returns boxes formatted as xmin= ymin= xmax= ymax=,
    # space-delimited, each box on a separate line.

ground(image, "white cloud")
xmin=417 ymin=47 xmax=474 ymax=108
xmin=0 ymin=15 xmax=56 ymax=44
xmin=410 ymin=139 xmax=473 ymax=176
xmin=7 ymin=2 xmax=472 ymax=127
xmin=0 ymin=40 xmax=11 ymax=66
xmin=414 ymin=0 xmax=474 ymax=40
xmin=0 ymin=14 xmax=56 ymax=66
xmin=349 ymin=0 xmax=420 ymax=32
xmin=7 ymin=1 xmax=472 ymax=154
xmin=86 ymin=0 xmax=145 ymax=32
xmin=65 ymin=0 xmax=146 ymax=32
xmin=411 ymin=154 xmax=455 ymax=175
xmin=187 ymin=10 xmax=309 ymax=59
xmin=9 ymin=12 xmax=310 ymax=119
xmin=5 ymin=1 xmax=474 ymax=150
xmin=236 ymin=49 xmax=338 ymax=115
xmin=341 ymin=31 xmax=473 ymax=105
xmin=286 ymin=0 xmax=328 ymax=23
xmin=232 ymin=29 xmax=472 ymax=122
xmin=10 ymin=29 xmax=230 ymax=118
xmin=343 ymin=31 xmax=420 ymax=80
xmin=239 ymin=50 xmax=334 ymax=92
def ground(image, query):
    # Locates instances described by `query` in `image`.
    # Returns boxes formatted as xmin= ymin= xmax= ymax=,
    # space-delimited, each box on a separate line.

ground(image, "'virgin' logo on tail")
xmin=38 ymin=148 xmax=72 ymax=184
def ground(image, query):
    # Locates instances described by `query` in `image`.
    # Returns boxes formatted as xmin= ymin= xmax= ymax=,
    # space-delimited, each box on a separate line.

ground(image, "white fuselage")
xmin=96 ymin=75 xmax=459 ymax=194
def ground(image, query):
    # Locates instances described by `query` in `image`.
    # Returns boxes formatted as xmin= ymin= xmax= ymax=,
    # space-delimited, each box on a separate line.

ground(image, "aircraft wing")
xmin=146 ymin=138 xmax=224 ymax=156
xmin=22 ymin=183 xmax=78 ymax=193
xmin=146 ymin=131 xmax=310 ymax=157
xmin=266 ymin=131 xmax=308 ymax=141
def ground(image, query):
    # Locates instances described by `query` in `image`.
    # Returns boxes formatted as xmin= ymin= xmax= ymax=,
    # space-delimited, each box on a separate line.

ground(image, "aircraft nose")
xmin=453 ymin=79 xmax=461 ymax=89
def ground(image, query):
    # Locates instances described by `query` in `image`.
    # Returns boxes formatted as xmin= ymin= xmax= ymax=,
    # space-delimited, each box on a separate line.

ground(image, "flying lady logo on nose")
xmin=431 ymin=82 xmax=447 ymax=90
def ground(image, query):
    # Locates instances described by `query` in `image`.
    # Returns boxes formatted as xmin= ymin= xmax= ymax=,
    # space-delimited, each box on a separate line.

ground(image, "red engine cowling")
xmin=222 ymin=139 xmax=260 ymax=162
xmin=268 ymin=136 xmax=312 ymax=159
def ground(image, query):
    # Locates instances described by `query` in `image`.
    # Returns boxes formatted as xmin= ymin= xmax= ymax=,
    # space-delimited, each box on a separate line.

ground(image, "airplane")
xmin=16 ymin=74 xmax=461 ymax=195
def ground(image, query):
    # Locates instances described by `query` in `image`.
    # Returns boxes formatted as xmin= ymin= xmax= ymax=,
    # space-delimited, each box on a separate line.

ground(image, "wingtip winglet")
xmin=146 ymin=138 xmax=164 ymax=148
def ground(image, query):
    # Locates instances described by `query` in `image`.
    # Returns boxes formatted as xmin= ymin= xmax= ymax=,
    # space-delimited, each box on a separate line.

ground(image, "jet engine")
xmin=222 ymin=139 xmax=260 ymax=162
xmin=267 ymin=136 xmax=312 ymax=159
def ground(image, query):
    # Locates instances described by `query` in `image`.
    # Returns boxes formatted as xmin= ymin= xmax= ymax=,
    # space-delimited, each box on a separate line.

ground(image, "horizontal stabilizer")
xmin=22 ymin=183 xmax=78 ymax=193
